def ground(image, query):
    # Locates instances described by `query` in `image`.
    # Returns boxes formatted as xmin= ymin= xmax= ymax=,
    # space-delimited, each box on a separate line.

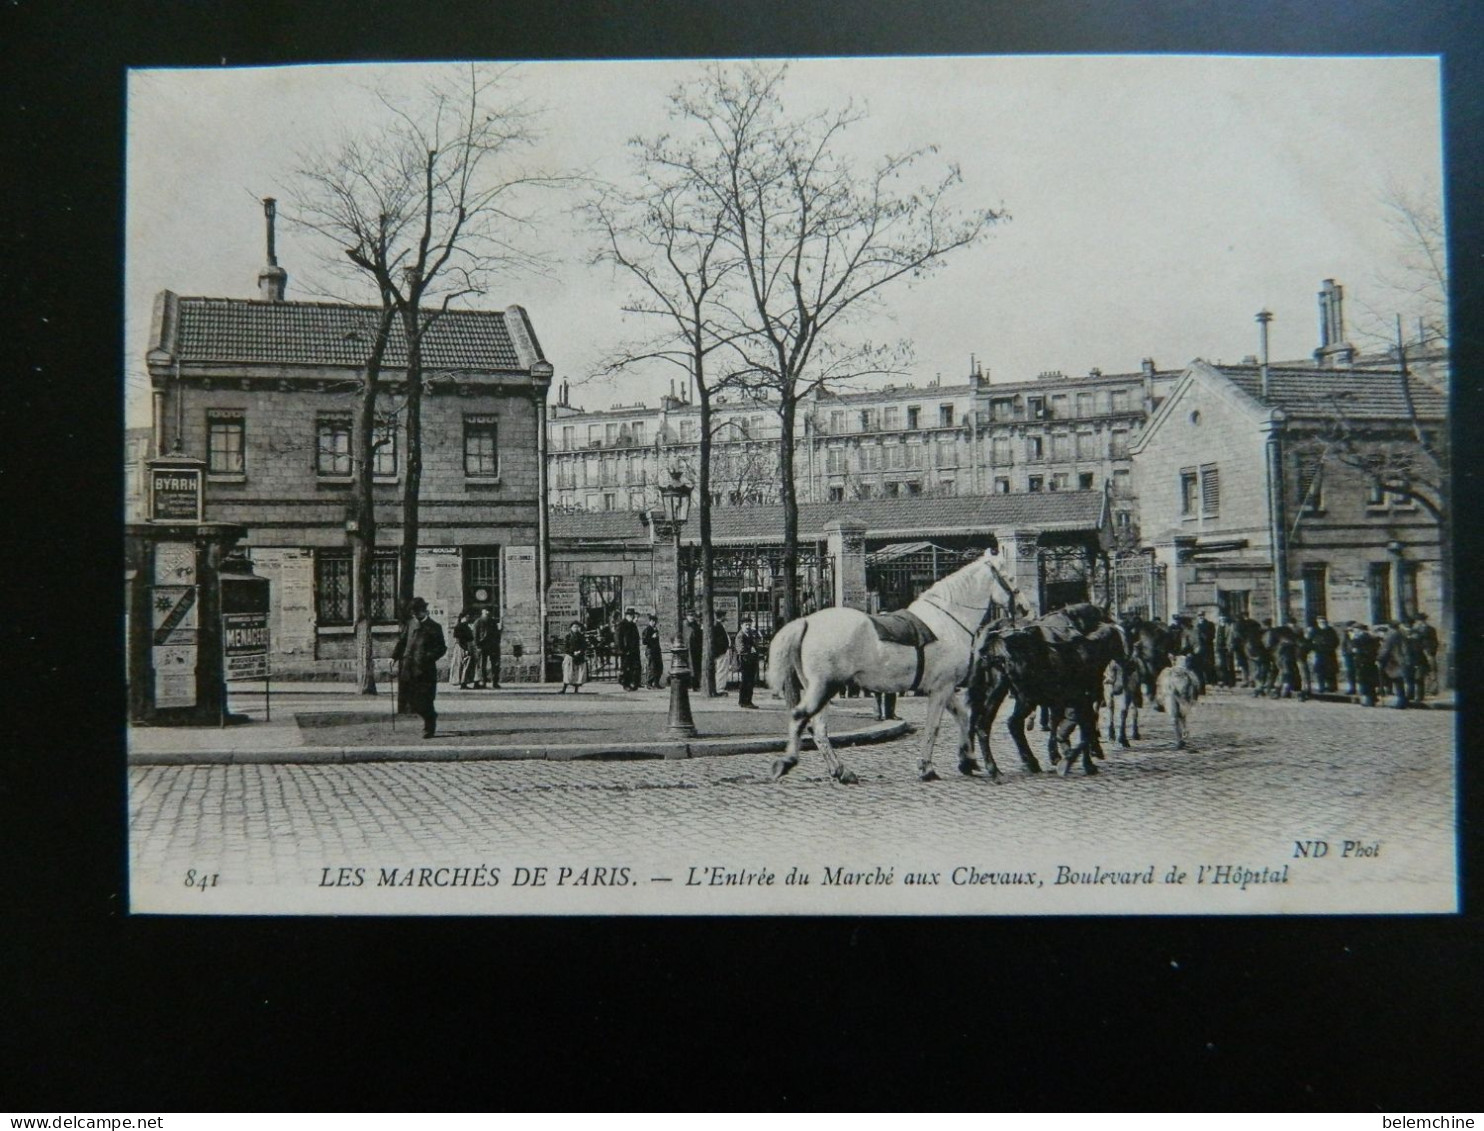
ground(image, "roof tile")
xmin=1218 ymin=365 xmax=1447 ymax=421
xmin=167 ymin=297 xmax=525 ymax=370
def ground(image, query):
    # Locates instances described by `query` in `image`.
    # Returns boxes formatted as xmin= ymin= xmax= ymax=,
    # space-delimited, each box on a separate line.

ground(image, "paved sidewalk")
xmin=127 ymin=681 xmax=908 ymax=765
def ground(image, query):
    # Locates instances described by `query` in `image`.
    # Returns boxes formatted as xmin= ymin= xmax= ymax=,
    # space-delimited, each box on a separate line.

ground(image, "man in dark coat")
xmin=641 ymin=613 xmax=664 ymax=688
xmin=1308 ymin=616 xmax=1341 ymax=694
xmin=392 ymin=597 xmax=448 ymax=738
xmin=1349 ymin=625 xmax=1381 ymax=707
xmin=616 ymin=608 xmax=642 ymax=691
xmin=734 ymin=616 xmax=760 ymax=707
xmin=1195 ymin=611 xmax=1217 ymax=689
xmin=473 ymin=607 xmax=502 ymax=689
xmin=686 ymin=614 xmax=703 ymax=691
xmin=1378 ymin=621 xmax=1415 ymax=709
xmin=710 ymin=614 xmax=732 ymax=696
xmin=1410 ymin=613 xmax=1440 ymax=700
xmin=1213 ymin=612 xmax=1236 ymax=689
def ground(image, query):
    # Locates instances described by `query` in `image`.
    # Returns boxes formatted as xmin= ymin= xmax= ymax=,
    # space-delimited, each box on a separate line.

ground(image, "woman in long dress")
xmin=560 ymin=621 xmax=588 ymax=693
xmin=451 ymin=612 xmax=477 ymax=689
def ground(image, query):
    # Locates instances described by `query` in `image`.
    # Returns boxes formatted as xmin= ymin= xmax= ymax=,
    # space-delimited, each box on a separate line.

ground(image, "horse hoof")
xmin=957 ymin=760 xmax=980 ymax=777
xmin=1175 ymin=740 xmax=1187 ymax=751
xmin=770 ymin=758 xmax=795 ymax=781
xmin=1055 ymin=759 xmax=1072 ymax=778
xmin=836 ymin=768 xmax=860 ymax=785
xmin=1119 ymin=738 xmax=1131 ymax=750
xmin=1084 ymin=762 xmax=1099 ymax=776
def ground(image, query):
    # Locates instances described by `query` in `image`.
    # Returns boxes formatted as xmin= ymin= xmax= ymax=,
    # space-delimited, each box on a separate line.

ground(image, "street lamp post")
xmin=659 ymin=469 xmax=697 ymax=738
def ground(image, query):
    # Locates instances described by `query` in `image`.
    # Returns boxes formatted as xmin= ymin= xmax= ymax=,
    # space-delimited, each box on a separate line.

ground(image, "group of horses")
xmin=765 ymin=546 xmax=1203 ymax=785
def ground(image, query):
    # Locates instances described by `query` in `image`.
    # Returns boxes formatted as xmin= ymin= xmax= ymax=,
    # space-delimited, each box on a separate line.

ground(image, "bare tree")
xmin=288 ymin=65 xmax=558 ymax=694
xmin=1354 ymin=181 xmax=1449 ymax=352
xmin=653 ymin=63 xmax=1005 ymax=621
xmin=587 ymin=161 xmax=752 ymax=694
xmin=1322 ymin=326 xmax=1450 ymax=663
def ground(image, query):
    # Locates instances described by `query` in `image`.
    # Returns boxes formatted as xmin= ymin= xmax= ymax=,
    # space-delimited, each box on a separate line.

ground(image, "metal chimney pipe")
xmin=263 ymin=198 xmax=278 ymax=266
xmin=1256 ymin=309 xmax=1273 ymax=399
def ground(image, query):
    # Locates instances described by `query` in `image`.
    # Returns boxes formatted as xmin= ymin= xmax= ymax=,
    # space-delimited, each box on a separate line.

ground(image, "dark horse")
xmin=961 ymin=603 xmax=1127 ymax=779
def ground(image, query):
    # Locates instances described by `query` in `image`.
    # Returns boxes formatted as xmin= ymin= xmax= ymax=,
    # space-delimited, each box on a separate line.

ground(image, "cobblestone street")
xmin=128 ymin=690 xmax=1457 ymax=914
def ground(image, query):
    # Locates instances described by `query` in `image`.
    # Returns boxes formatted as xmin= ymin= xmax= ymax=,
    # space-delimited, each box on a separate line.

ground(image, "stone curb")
xmin=126 ymin=719 xmax=912 ymax=766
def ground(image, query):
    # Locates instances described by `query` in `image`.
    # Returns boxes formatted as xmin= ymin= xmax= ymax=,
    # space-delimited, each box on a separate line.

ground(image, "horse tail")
xmin=767 ymin=617 xmax=809 ymax=705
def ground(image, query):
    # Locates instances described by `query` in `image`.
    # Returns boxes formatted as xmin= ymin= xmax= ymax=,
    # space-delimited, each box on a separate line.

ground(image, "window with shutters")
xmin=829 ymin=410 xmax=845 ymax=434
xmin=994 ymin=476 xmax=1011 ymax=494
xmin=992 ymin=435 xmax=1013 ymax=465
xmin=561 ymin=425 xmax=575 ymax=450
xmin=1026 ymin=435 xmax=1044 ymax=461
xmin=1296 ymin=455 xmax=1323 ymax=512
xmin=826 ymin=447 xmax=845 ymax=474
xmin=906 ymin=442 xmax=923 ymax=469
xmin=1075 ymin=431 xmax=1096 ymax=460
xmin=907 ymin=406 xmax=921 ymax=429
xmin=1110 ymin=429 xmax=1130 ymax=457
xmin=939 ymin=404 xmax=955 ymax=427
xmin=1200 ymin=463 xmax=1220 ymax=517
xmin=1050 ymin=433 xmax=1071 ymax=461
xmin=883 ymin=406 xmax=900 ymax=430
xmin=1076 ymin=392 xmax=1094 ymax=418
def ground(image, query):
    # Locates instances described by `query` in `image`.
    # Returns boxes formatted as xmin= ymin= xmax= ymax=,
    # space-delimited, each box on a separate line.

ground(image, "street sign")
xmin=223 ymin=611 xmax=269 ymax=681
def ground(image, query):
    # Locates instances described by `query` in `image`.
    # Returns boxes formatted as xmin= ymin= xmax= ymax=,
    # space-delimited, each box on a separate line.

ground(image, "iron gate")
xmin=1110 ymin=554 xmax=1168 ymax=621
xmin=866 ymin=542 xmax=979 ymax=612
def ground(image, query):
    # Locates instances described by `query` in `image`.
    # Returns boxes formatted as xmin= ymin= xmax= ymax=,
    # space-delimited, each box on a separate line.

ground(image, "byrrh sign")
xmin=150 ymin=464 xmax=204 ymax=522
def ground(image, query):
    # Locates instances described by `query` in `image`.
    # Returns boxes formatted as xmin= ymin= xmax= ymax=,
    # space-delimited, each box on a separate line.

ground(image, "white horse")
xmin=766 ymin=546 xmax=1030 ymax=784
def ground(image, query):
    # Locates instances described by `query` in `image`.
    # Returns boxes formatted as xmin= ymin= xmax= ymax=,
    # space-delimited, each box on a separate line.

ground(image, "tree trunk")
xmin=352 ymin=310 xmax=394 ymax=695
xmin=779 ymin=395 xmax=800 ymax=623
xmin=697 ymin=378 xmax=717 ymax=696
xmin=352 ymin=364 xmax=379 ymax=696
xmin=396 ymin=307 xmax=424 ymax=715
xmin=398 ymin=306 xmax=424 ymax=615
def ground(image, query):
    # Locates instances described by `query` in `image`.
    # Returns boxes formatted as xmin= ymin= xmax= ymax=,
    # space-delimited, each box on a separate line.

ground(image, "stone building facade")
xmin=545 ymin=363 xmax=1180 ymax=538
xmin=145 ymin=281 xmax=554 ymax=681
xmin=1132 ymin=358 xmax=1447 ymax=645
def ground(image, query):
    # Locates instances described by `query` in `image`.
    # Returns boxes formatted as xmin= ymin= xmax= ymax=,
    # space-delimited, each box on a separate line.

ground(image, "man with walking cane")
xmin=392 ymin=597 xmax=448 ymax=738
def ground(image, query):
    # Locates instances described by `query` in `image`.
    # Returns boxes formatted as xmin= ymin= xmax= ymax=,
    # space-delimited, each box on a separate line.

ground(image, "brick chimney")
xmin=257 ymin=197 xmax=287 ymax=302
xmin=1313 ymin=278 xmax=1355 ymax=368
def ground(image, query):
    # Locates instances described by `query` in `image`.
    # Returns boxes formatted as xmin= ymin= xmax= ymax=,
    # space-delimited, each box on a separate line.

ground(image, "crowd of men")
xmin=1189 ymin=609 xmax=1442 ymax=709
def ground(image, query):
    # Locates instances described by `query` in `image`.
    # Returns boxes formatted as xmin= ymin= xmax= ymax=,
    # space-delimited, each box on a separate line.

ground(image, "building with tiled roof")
xmin=1132 ymin=349 xmax=1448 ymax=670
xmin=144 ymin=231 xmax=555 ymax=681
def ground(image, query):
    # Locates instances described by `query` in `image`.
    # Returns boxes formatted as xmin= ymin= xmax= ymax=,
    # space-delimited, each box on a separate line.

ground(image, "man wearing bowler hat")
xmin=392 ymin=597 xmax=448 ymax=738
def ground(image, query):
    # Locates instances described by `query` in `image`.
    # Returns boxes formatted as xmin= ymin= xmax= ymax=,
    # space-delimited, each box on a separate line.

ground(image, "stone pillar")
xmin=1387 ymin=541 xmax=1408 ymax=622
xmin=993 ymin=528 xmax=1042 ymax=617
xmin=824 ymin=517 xmax=869 ymax=611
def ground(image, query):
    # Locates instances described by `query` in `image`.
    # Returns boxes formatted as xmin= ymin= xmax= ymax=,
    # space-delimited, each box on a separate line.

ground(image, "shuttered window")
xmin=1296 ymin=455 xmax=1323 ymax=511
xmin=1200 ymin=463 xmax=1220 ymax=516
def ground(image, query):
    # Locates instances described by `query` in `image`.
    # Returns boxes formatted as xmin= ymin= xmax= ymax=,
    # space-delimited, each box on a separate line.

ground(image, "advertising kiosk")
xmin=126 ymin=453 xmax=258 ymax=726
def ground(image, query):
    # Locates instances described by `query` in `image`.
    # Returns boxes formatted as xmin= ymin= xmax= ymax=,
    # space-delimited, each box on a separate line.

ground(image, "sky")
xmin=125 ymin=56 xmax=1444 ymax=424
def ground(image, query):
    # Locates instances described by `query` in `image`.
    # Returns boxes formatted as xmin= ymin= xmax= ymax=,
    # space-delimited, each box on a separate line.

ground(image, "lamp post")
xmin=659 ymin=469 xmax=697 ymax=738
